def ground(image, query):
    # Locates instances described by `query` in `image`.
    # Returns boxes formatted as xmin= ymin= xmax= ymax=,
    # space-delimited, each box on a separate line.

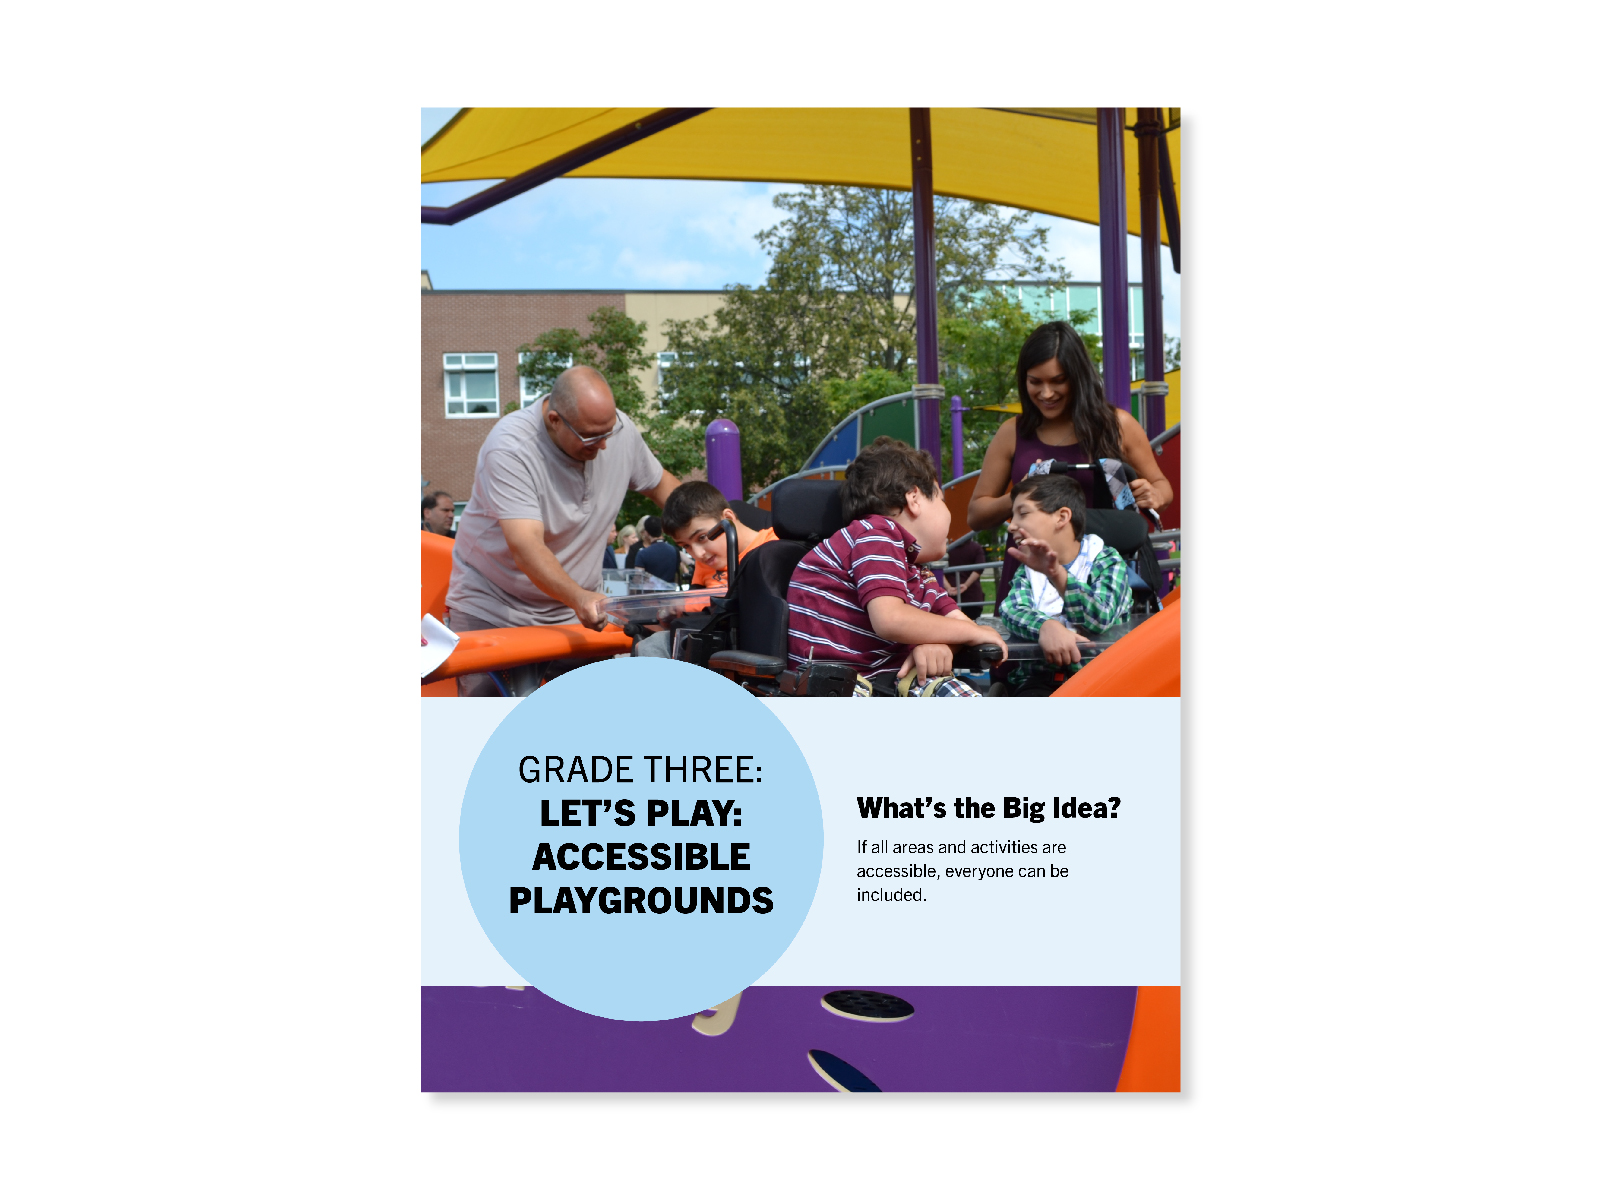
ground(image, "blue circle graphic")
xmin=459 ymin=657 xmax=823 ymax=1021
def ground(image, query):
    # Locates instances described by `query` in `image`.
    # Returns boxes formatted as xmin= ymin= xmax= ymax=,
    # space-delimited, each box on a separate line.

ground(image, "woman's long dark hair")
xmin=1015 ymin=321 xmax=1123 ymax=463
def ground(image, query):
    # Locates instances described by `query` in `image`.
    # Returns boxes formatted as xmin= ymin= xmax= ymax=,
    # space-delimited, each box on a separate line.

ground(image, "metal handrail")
xmin=747 ymin=434 xmax=978 ymax=508
xmin=1150 ymin=421 xmax=1180 ymax=450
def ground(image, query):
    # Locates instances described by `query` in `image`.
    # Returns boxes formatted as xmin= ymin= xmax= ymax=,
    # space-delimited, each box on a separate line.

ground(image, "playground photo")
xmin=420 ymin=108 xmax=1182 ymax=702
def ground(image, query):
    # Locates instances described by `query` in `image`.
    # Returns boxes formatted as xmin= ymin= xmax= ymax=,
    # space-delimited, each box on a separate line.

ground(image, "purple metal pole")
xmin=910 ymin=108 xmax=944 ymax=472
xmin=1136 ymin=108 xmax=1167 ymax=439
xmin=950 ymin=394 xmax=964 ymax=477
xmin=1096 ymin=108 xmax=1132 ymax=414
xmin=705 ymin=419 xmax=743 ymax=501
xmin=422 ymin=108 xmax=711 ymax=226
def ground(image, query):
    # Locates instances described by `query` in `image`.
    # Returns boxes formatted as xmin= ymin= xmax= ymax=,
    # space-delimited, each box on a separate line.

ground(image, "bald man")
xmin=447 ymin=366 xmax=681 ymax=644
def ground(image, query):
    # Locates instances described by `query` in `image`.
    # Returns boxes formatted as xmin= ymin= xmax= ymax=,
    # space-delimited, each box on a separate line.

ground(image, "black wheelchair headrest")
xmin=1083 ymin=508 xmax=1152 ymax=557
xmin=772 ymin=478 xmax=846 ymax=542
xmin=728 ymin=497 xmax=774 ymax=531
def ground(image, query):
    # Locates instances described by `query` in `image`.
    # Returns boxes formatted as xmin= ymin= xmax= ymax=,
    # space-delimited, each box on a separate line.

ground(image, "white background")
xmin=4 ymin=4 xmax=1597 ymax=1197
xmin=424 ymin=700 xmax=1179 ymax=985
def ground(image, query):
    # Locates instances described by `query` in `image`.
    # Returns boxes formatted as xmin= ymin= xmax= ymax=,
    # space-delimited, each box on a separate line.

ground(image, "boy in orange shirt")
xmin=662 ymin=480 xmax=779 ymax=588
xmin=630 ymin=481 xmax=779 ymax=658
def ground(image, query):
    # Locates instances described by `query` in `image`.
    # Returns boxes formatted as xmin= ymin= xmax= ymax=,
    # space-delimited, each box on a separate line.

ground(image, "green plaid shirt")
xmin=998 ymin=546 xmax=1132 ymax=685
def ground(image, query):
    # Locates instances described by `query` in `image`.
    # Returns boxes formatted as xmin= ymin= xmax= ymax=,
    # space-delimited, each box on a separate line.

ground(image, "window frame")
xmin=443 ymin=352 xmax=500 ymax=419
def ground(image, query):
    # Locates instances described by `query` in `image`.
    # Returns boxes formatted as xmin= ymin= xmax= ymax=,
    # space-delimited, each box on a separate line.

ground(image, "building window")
xmin=517 ymin=351 xmax=574 ymax=408
xmin=444 ymin=353 xmax=499 ymax=418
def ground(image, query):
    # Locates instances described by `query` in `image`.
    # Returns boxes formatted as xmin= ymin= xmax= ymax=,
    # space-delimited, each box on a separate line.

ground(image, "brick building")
xmin=421 ymin=285 xmax=725 ymax=504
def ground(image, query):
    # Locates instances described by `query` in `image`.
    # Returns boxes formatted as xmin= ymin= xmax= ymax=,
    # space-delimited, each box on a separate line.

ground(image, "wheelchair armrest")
xmin=952 ymin=643 xmax=1006 ymax=670
xmin=707 ymin=649 xmax=786 ymax=679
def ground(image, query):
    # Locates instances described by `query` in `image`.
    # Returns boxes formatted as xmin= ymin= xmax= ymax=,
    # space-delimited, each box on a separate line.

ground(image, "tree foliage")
xmin=659 ymin=186 xmax=1062 ymax=491
xmin=511 ymin=305 xmax=653 ymax=420
xmin=510 ymin=305 xmax=701 ymax=529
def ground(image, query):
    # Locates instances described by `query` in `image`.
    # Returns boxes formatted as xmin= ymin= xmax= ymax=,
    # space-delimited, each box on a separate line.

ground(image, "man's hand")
xmin=897 ymin=643 xmax=954 ymax=686
xmin=1007 ymin=535 xmax=1059 ymax=576
xmin=1039 ymin=619 xmax=1091 ymax=667
xmin=572 ymin=589 xmax=611 ymax=631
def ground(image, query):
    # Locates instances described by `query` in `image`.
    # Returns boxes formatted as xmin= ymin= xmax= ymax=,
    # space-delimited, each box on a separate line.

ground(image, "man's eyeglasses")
xmin=554 ymin=408 xmax=624 ymax=447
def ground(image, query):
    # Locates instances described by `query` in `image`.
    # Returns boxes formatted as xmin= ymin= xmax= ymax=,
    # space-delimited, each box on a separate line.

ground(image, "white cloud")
xmin=614 ymin=247 xmax=718 ymax=288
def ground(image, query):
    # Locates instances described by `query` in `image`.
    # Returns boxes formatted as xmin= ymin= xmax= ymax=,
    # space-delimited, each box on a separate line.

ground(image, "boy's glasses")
xmin=677 ymin=523 xmax=727 ymax=548
xmin=554 ymin=409 xmax=624 ymax=447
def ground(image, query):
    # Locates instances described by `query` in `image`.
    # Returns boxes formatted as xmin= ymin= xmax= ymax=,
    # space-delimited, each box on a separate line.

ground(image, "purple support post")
xmin=950 ymin=394 xmax=964 ymax=477
xmin=910 ymin=108 xmax=944 ymax=473
xmin=705 ymin=419 xmax=743 ymax=501
xmin=1096 ymin=108 xmax=1132 ymax=414
xmin=1136 ymin=108 xmax=1167 ymax=439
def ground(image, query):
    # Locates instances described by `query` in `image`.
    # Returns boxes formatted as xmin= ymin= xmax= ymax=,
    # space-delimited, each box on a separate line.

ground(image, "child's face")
xmin=1009 ymin=495 xmax=1074 ymax=547
xmin=895 ymin=485 xmax=952 ymax=562
xmin=672 ymin=512 xmax=732 ymax=571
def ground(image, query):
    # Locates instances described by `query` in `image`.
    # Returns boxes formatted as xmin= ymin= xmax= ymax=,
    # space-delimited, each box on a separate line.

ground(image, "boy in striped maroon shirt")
xmin=786 ymin=437 xmax=1008 ymax=697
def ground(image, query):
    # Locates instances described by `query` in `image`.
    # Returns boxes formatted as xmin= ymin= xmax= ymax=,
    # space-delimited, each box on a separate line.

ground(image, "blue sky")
xmin=421 ymin=108 xmax=1180 ymax=339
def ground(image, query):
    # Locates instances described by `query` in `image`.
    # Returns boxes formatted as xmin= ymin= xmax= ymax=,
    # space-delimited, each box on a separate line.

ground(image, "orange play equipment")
xmin=421 ymin=531 xmax=630 ymax=695
xmin=1054 ymin=596 xmax=1180 ymax=698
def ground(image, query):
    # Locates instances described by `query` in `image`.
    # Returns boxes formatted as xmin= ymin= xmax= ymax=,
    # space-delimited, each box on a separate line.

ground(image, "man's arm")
xmin=499 ymin=518 xmax=609 ymax=630
xmin=639 ymin=469 xmax=682 ymax=509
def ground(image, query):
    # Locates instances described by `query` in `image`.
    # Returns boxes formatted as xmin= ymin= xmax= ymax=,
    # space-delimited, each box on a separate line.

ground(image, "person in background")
xmin=630 ymin=516 xmax=680 ymax=584
xmin=422 ymin=491 xmax=456 ymax=537
xmin=616 ymin=524 xmax=639 ymax=562
xmin=942 ymin=537 xmax=988 ymax=619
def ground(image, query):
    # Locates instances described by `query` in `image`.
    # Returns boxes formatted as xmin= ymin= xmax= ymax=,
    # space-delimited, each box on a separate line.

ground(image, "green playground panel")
xmin=860 ymin=398 xmax=918 ymax=448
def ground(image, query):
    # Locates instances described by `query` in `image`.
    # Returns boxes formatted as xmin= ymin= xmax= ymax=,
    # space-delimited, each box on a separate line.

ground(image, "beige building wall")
xmin=624 ymin=291 xmax=727 ymax=409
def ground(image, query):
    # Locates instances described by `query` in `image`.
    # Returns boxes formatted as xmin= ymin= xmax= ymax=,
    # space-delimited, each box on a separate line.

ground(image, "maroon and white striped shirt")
xmin=786 ymin=515 xmax=958 ymax=673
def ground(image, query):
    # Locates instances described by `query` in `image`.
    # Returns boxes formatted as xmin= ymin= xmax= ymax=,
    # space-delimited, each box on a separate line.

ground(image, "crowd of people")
xmin=425 ymin=320 xmax=1171 ymax=698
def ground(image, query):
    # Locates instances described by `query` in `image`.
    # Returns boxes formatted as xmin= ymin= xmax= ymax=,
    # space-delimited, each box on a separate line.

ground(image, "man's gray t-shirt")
xmin=447 ymin=401 xmax=664 ymax=627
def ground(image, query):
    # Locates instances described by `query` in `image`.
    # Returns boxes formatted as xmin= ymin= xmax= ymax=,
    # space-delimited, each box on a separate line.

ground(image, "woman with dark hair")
xmin=967 ymin=320 xmax=1172 ymax=604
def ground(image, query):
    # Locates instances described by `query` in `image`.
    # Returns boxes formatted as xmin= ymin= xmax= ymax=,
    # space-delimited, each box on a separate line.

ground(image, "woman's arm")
xmin=966 ymin=419 xmax=1019 ymax=531
xmin=1116 ymin=409 xmax=1174 ymax=511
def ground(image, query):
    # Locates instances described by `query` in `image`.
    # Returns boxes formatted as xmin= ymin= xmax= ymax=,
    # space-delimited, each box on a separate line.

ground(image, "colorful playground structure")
xmin=421 ymin=107 xmax=1181 ymax=703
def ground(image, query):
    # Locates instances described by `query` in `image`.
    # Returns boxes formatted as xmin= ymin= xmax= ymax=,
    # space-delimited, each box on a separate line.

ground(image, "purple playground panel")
xmin=422 ymin=985 xmax=1137 ymax=1092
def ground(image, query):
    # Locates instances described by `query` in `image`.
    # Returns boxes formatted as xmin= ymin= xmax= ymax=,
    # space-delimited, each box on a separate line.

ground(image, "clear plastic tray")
xmin=602 ymin=586 xmax=727 ymax=626
xmin=600 ymin=567 xmax=679 ymax=597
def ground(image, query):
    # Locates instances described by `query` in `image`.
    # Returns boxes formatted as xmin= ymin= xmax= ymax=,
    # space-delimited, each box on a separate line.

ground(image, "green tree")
xmin=660 ymin=186 xmax=1062 ymax=491
xmin=511 ymin=304 xmax=653 ymax=419
xmin=936 ymin=290 xmax=1099 ymax=479
xmin=511 ymin=305 xmax=703 ymax=530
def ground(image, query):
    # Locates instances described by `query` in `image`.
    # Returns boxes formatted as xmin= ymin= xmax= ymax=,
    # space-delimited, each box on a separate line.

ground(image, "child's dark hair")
xmin=661 ymin=480 xmax=729 ymax=537
xmin=1013 ymin=473 xmax=1086 ymax=540
xmin=841 ymin=436 xmax=941 ymax=522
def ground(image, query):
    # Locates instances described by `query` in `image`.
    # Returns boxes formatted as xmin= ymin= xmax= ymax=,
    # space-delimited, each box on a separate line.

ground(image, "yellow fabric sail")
xmin=422 ymin=107 xmax=1179 ymax=243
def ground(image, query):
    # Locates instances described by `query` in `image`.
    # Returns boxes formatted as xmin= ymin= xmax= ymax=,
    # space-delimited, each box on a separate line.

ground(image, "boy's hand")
xmin=898 ymin=643 xmax=954 ymax=686
xmin=1039 ymin=619 xmax=1091 ymax=666
xmin=1007 ymin=535 xmax=1059 ymax=576
xmin=968 ymin=622 xmax=1010 ymax=663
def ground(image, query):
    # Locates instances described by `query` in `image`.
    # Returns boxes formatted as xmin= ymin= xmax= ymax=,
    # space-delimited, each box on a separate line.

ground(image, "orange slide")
xmin=421 ymin=531 xmax=630 ymax=696
xmin=1054 ymin=595 xmax=1180 ymax=698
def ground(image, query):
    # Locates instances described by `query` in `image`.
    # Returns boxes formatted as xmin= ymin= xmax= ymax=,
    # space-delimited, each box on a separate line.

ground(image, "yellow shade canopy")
xmin=422 ymin=108 xmax=1179 ymax=242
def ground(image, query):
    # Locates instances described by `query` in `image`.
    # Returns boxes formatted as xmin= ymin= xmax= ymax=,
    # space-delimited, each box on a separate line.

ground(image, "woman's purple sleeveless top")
xmin=997 ymin=430 xmax=1101 ymax=604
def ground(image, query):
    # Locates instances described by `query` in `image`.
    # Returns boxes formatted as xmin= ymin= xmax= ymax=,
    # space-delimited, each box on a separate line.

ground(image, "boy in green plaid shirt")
xmin=997 ymin=473 xmax=1131 ymax=694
